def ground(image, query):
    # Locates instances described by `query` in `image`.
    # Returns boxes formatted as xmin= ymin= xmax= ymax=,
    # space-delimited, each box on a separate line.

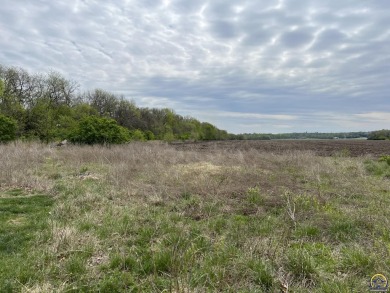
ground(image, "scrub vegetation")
xmin=0 ymin=65 xmax=228 ymax=144
xmin=0 ymin=141 xmax=389 ymax=292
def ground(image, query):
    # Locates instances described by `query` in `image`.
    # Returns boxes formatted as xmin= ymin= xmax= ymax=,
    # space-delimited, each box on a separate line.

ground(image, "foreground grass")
xmin=0 ymin=190 xmax=53 ymax=292
xmin=0 ymin=142 xmax=389 ymax=292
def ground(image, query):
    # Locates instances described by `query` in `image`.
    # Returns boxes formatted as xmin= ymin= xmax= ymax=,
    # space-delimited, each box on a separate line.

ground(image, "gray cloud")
xmin=279 ymin=29 xmax=314 ymax=48
xmin=0 ymin=0 xmax=389 ymax=133
xmin=310 ymin=29 xmax=347 ymax=51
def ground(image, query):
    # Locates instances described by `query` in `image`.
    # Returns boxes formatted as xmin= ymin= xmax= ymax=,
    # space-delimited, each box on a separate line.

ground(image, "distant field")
xmin=172 ymin=139 xmax=390 ymax=157
xmin=0 ymin=141 xmax=389 ymax=292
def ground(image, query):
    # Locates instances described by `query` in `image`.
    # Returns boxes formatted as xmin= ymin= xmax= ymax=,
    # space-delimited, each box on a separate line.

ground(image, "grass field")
xmin=0 ymin=141 xmax=389 ymax=292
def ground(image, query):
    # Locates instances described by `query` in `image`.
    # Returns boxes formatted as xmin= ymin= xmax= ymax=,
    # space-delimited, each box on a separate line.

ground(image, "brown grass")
xmin=1 ymin=141 xmax=389 ymax=292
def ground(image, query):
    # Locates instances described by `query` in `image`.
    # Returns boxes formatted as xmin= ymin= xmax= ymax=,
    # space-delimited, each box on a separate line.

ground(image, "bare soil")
xmin=171 ymin=139 xmax=390 ymax=157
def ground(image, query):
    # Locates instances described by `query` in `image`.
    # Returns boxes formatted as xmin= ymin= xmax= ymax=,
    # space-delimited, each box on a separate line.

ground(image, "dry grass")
xmin=0 ymin=141 xmax=55 ymax=192
xmin=1 ymin=141 xmax=389 ymax=292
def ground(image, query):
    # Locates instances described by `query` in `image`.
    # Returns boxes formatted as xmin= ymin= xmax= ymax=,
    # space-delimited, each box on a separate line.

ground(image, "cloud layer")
xmin=1 ymin=0 xmax=389 ymax=133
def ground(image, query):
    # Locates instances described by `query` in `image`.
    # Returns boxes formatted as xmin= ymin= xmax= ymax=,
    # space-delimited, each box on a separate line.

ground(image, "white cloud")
xmin=354 ymin=112 xmax=390 ymax=122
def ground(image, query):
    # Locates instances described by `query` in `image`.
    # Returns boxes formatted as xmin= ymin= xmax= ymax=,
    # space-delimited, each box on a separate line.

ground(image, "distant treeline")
xmin=0 ymin=65 xmax=228 ymax=143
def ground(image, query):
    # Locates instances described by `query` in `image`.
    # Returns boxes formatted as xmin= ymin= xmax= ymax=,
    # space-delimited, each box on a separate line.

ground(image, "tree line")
xmin=0 ymin=65 xmax=228 ymax=143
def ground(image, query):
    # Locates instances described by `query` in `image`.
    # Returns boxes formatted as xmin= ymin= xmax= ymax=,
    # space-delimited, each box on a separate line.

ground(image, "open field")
xmin=0 ymin=141 xmax=389 ymax=292
xmin=172 ymin=139 xmax=390 ymax=158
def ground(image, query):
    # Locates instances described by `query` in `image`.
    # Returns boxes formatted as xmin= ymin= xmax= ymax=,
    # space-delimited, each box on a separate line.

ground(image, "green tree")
xmin=0 ymin=64 xmax=232 ymax=143
xmin=0 ymin=79 xmax=4 ymax=96
xmin=69 ymin=116 xmax=130 ymax=145
xmin=0 ymin=114 xmax=17 ymax=142
xmin=368 ymin=130 xmax=390 ymax=140
xmin=0 ymin=78 xmax=26 ymax=135
xmin=201 ymin=122 xmax=218 ymax=140
xmin=114 ymin=98 xmax=141 ymax=129
xmin=24 ymin=98 xmax=56 ymax=142
xmin=163 ymin=125 xmax=175 ymax=142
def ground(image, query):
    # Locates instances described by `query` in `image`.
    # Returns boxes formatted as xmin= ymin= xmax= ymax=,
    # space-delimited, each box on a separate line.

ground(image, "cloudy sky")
xmin=1 ymin=0 xmax=389 ymax=133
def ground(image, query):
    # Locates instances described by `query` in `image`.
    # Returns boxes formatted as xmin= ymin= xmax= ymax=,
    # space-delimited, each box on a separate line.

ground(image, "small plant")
xmin=284 ymin=191 xmax=297 ymax=228
xmin=246 ymin=186 xmax=263 ymax=205
xmin=379 ymin=155 xmax=390 ymax=165
xmin=334 ymin=148 xmax=351 ymax=157
xmin=247 ymin=259 xmax=274 ymax=290
xmin=79 ymin=166 xmax=89 ymax=174
xmin=286 ymin=247 xmax=318 ymax=285
xmin=329 ymin=217 xmax=361 ymax=242
xmin=294 ymin=224 xmax=320 ymax=239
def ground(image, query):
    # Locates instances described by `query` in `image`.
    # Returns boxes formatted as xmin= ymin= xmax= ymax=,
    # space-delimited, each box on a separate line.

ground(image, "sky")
xmin=0 ymin=0 xmax=389 ymax=134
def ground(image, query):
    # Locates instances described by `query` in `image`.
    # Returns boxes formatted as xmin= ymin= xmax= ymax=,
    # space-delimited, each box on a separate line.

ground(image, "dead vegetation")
xmin=1 ymin=141 xmax=389 ymax=292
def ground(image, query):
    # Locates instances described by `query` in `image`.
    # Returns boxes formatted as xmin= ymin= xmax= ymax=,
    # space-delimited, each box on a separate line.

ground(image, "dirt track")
xmin=171 ymin=139 xmax=390 ymax=157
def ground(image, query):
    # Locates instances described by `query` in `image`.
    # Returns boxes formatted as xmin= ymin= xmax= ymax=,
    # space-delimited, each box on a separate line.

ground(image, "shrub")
xmin=69 ymin=116 xmax=130 ymax=145
xmin=365 ymin=157 xmax=390 ymax=178
xmin=130 ymin=129 xmax=146 ymax=141
xmin=0 ymin=114 xmax=17 ymax=142
xmin=144 ymin=130 xmax=155 ymax=140
xmin=379 ymin=155 xmax=390 ymax=166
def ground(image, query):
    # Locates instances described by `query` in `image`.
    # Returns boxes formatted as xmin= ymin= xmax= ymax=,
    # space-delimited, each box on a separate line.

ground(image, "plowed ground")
xmin=171 ymin=139 xmax=390 ymax=157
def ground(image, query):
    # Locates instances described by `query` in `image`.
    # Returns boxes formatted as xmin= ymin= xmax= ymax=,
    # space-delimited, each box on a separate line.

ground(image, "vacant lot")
xmin=0 ymin=141 xmax=389 ymax=292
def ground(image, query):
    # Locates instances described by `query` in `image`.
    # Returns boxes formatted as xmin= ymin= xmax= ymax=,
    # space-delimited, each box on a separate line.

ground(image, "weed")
xmin=339 ymin=246 xmax=376 ymax=277
xmin=286 ymin=246 xmax=319 ymax=286
xmin=379 ymin=155 xmax=390 ymax=165
xmin=246 ymin=259 xmax=274 ymax=289
xmin=294 ymin=224 xmax=321 ymax=239
xmin=246 ymin=186 xmax=263 ymax=205
xmin=365 ymin=159 xmax=390 ymax=177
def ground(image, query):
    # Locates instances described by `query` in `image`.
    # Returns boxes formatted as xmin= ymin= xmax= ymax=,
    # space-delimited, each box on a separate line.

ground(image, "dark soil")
xmin=171 ymin=139 xmax=390 ymax=157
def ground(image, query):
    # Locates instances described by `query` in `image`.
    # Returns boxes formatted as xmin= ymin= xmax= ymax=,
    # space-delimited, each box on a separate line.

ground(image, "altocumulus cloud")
xmin=0 ymin=0 xmax=389 ymax=133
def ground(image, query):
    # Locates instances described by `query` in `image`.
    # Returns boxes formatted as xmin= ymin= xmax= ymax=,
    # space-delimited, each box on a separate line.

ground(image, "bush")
xmin=130 ymin=129 xmax=146 ymax=141
xmin=379 ymin=155 xmax=390 ymax=165
xmin=364 ymin=158 xmax=390 ymax=178
xmin=69 ymin=116 xmax=130 ymax=145
xmin=0 ymin=114 xmax=17 ymax=142
xmin=144 ymin=130 xmax=155 ymax=141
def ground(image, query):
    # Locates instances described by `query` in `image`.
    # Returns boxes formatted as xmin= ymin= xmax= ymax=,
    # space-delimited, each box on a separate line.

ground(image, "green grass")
xmin=365 ymin=157 xmax=390 ymax=178
xmin=0 ymin=143 xmax=389 ymax=292
xmin=0 ymin=191 xmax=53 ymax=292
